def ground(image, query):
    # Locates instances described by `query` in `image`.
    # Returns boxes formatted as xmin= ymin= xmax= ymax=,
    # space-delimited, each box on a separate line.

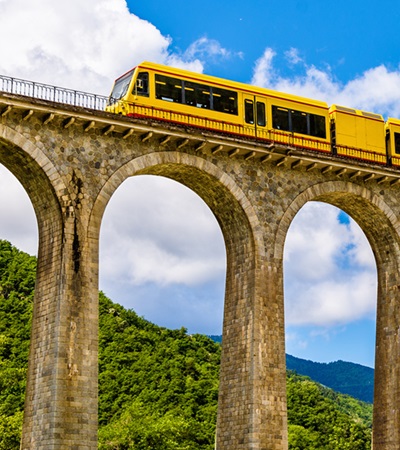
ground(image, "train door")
xmin=243 ymin=94 xmax=267 ymax=139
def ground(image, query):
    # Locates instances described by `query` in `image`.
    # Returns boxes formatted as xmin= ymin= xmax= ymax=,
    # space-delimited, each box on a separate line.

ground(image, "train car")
xmin=385 ymin=118 xmax=400 ymax=167
xmin=329 ymin=105 xmax=386 ymax=164
xmin=106 ymin=62 xmax=331 ymax=153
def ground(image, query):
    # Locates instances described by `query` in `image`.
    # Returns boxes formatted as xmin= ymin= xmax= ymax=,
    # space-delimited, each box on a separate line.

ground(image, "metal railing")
xmin=0 ymin=74 xmax=108 ymax=111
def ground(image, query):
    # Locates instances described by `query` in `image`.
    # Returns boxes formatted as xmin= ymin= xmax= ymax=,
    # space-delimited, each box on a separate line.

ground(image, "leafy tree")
xmin=0 ymin=240 xmax=373 ymax=449
xmin=287 ymin=372 xmax=371 ymax=449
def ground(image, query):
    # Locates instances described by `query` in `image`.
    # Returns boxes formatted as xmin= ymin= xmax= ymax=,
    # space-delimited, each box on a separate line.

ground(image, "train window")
xmin=291 ymin=110 xmax=308 ymax=135
xmin=154 ymin=74 xmax=237 ymax=115
xmin=155 ymin=74 xmax=183 ymax=103
xmin=184 ymin=81 xmax=210 ymax=109
xmin=257 ymin=102 xmax=266 ymax=127
xmin=136 ymin=72 xmax=149 ymax=97
xmin=110 ymin=70 xmax=134 ymax=100
xmin=272 ymin=106 xmax=290 ymax=131
xmin=245 ymin=99 xmax=254 ymax=124
xmin=272 ymin=105 xmax=326 ymax=138
xmin=309 ymin=114 xmax=326 ymax=138
xmin=212 ymin=87 xmax=238 ymax=114
xmin=395 ymin=133 xmax=400 ymax=154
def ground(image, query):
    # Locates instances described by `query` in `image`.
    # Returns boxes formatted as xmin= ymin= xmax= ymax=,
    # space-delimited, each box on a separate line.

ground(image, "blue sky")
xmin=131 ymin=0 xmax=400 ymax=86
xmin=1 ymin=0 xmax=399 ymax=367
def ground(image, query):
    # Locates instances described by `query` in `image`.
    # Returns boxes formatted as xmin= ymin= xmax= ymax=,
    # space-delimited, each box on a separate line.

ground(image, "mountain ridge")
xmin=209 ymin=335 xmax=374 ymax=403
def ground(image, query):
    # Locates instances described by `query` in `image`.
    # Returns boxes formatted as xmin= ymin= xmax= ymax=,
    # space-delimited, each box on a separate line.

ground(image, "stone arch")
xmin=274 ymin=180 xmax=400 ymax=262
xmin=0 ymin=125 xmax=69 ymax=236
xmin=89 ymin=151 xmax=281 ymax=449
xmin=90 ymin=151 xmax=264 ymax=255
xmin=275 ymin=180 xmax=400 ymax=449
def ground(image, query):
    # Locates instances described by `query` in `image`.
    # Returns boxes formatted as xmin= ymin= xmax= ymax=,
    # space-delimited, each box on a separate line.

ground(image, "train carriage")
xmin=106 ymin=62 xmax=331 ymax=153
xmin=106 ymin=61 xmax=400 ymax=169
xmin=385 ymin=118 xmax=400 ymax=167
xmin=329 ymin=105 xmax=386 ymax=164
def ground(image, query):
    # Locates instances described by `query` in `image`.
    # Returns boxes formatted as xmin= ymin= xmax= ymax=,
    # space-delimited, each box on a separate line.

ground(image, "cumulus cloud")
xmin=284 ymin=202 xmax=377 ymax=327
xmin=0 ymin=0 xmax=242 ymax=96
xmin=252 ymin=47 xmax=400 ymax=117
xmin=99 ymin=176 xmax=226 ymax=287
xmin=0 ymin=0 xmax=238 ymax=95
xmin=0 ymin=166 xmax=38 ymax=255
xmin=0 ymin=0 xmax=171 ymax=93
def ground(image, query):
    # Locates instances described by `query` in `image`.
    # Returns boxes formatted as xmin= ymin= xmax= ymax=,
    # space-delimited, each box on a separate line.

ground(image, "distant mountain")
xmin=208 ymin=336 xmax=374 ymax=403
xmin=286 ymin=354 xmax=374 ymax=403
xmin=207 ymin=335 xmax=222 ymax=344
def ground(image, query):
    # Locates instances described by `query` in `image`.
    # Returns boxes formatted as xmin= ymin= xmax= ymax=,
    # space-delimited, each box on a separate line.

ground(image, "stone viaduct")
xmin=0 ymin=89 xmax=399 ymax=449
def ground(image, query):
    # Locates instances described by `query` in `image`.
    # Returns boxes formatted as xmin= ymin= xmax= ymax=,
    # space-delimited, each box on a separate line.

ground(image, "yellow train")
xmin=106 ymin=61 xmax=400 ymax=167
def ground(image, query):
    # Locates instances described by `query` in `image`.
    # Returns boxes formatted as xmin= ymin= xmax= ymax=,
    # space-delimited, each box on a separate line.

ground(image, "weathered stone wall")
xmin=0 ymin=96 xmax=399 ymax=449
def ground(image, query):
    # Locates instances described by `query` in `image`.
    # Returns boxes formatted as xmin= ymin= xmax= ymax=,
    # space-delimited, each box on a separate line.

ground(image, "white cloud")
xmin=0 ymin=166 xmax=38 ymax=255
xmin=284 ymin=203 xmax=377 ymax=327
xmin=251 ymin=48 xmax=276 ymax=89
xmin=252 ymin=47 xmax=400 ymax=117
xmin=0 ymin=0 xmax=206 ymax=95
xmin=285 ymin=48 xmax=303 ymax=65
xmin=100 ymin=176 xmax=226 ymax=288
xmin=0 ymin=1 xmax=242 ymax=96
xmin=183 ymin=37 xmax=242 ymax=63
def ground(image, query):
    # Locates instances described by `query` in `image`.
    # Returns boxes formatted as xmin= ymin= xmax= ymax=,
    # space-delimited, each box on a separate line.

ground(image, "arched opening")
xmin=97 ymin=174 xmax=226 ymax=447
xmin=283 ymin=201 xmax=377 ymax=448
xmin=284 ymin=201 xmax=377 ymax=367
xmin=277 ymin=182 xmax=400 ymax=449
xmin=91 ymin=152 xmax=265 ymax=449
xmin=99 ymin=174 xmax=226 ymax=335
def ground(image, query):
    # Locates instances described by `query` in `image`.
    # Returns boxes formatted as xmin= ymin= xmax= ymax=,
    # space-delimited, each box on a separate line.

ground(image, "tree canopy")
xmin=0 ymin=240 xmax=372 ymax=449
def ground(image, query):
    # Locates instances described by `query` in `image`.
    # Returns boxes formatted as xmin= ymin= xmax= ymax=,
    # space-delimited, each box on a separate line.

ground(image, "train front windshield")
xmin=109 ymin=70 xmax=134 ymax=101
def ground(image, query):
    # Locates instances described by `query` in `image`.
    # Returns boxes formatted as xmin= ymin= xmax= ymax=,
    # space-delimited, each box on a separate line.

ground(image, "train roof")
xmin=329 ymin=104 xmax=384 ymax=121
xmin=386 ymin=117 xmax=400 ymax=126
xmin=134 ymin=61 xmax=329 ymax=111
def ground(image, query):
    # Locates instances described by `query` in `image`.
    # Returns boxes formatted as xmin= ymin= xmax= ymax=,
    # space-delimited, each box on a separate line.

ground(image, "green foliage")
xmin=98 ymin=292 xmax=220 ymax=449
xmin=0 ymin=411 xmax=23 ymax=450
xmin=99 ymin=400 xmax=206 ymax=450
xmin=286 ymin=354 xmax=374 ymax=403
xmin=0 ymin=241 xmax=34 ymax=447
xmin=287 ymin=372 xmax=371 ymax=449
xmin=0 ymin=239 xmax=373 ymax=449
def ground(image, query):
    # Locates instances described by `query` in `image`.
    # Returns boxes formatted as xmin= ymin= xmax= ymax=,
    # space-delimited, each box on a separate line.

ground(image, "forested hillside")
xmin=0 ymin=240 xmax=373 ymax=449
xmin=209 ymin=337 xmax=375 ymax=404
xmin=286 ymin=354 xmax=374 ymax=403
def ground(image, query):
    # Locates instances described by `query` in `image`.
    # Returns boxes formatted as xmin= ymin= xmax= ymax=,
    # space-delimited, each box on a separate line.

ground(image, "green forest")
xmin=0 ymin=240 xmax=373 ymax=449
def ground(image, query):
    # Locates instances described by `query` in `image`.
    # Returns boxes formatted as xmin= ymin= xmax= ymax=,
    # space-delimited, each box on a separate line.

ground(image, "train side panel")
xmin=108 ymin=62 xmax=394 ymax=168
xmin=118 ymin=65 xmax=246 ymax=135
xmin=107 ymin=62 xmax=332 ymax=150
xmin=264 ymin=97 xmax=331 ymax=152
xmin=385 ymin=118 xmax=400 ymax=167
xmin=330 ymin=105 xmax=386 ymax=164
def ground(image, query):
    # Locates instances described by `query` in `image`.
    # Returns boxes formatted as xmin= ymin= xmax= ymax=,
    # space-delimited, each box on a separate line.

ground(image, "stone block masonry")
xmin=0 ymin=93 xmax=399 ymax=449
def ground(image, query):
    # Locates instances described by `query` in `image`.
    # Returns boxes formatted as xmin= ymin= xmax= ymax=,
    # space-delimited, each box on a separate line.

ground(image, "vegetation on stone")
xmin=0 ymin=240 xmax=373 ymax=449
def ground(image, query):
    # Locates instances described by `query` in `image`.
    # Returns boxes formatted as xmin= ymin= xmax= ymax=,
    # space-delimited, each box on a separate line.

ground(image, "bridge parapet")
xmin=1 ymin=90 xmax=400 ymax=187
